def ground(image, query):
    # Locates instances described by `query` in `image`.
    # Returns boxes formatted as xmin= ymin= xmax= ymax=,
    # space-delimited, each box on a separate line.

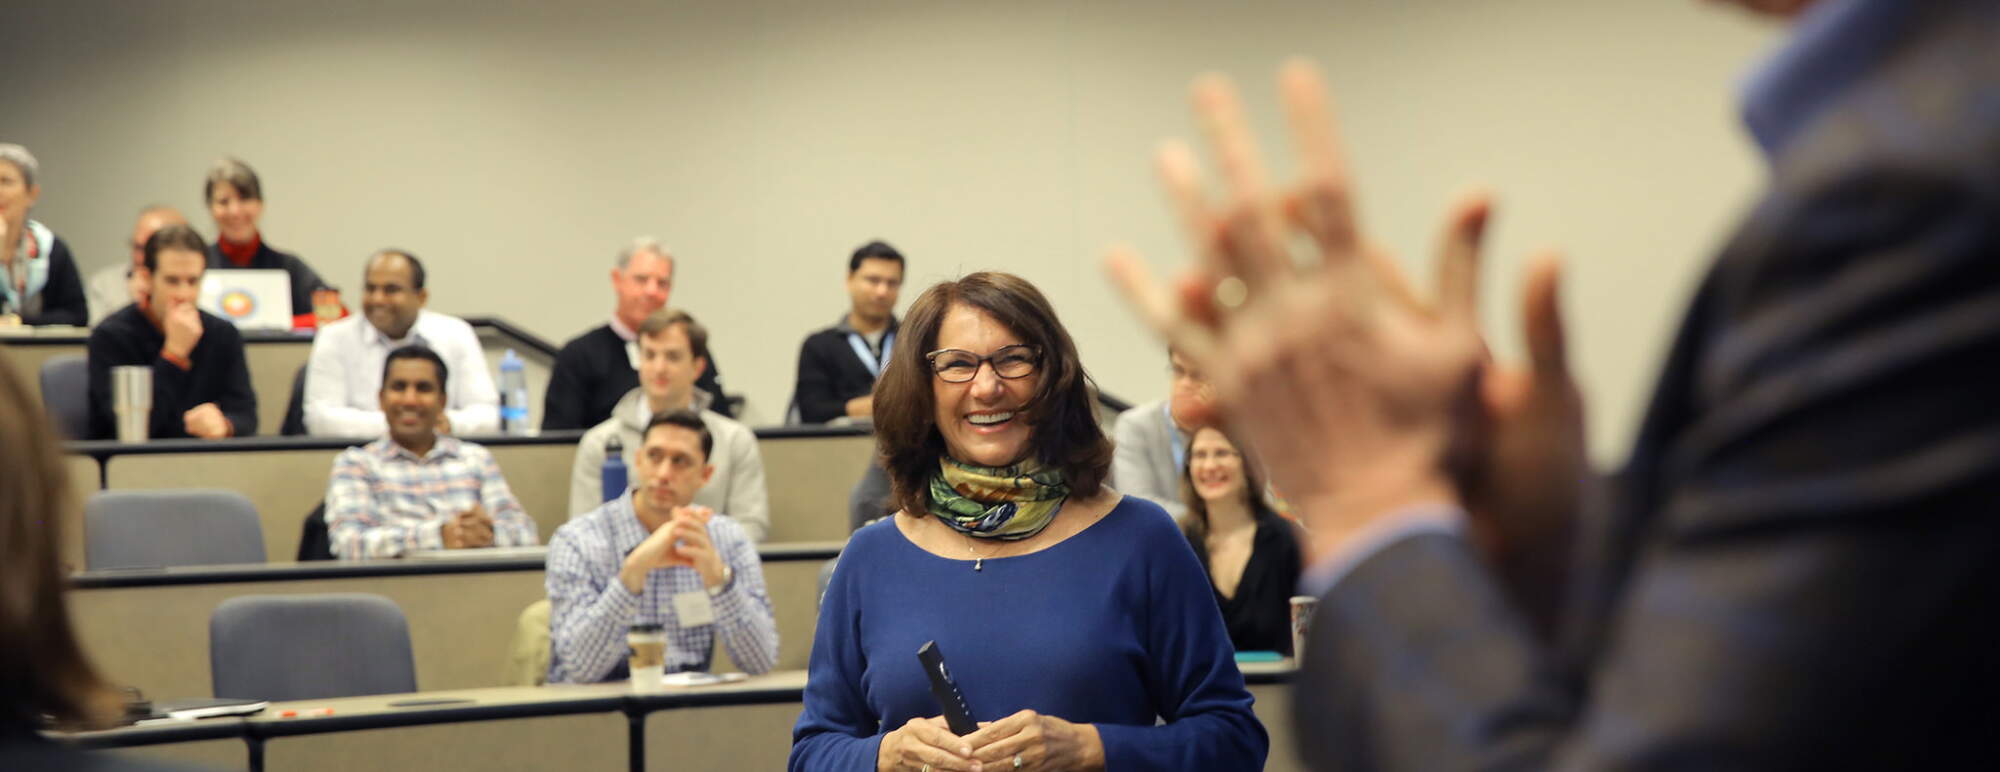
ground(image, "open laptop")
xmin=199 ymin=269 xmax=294 ymax=330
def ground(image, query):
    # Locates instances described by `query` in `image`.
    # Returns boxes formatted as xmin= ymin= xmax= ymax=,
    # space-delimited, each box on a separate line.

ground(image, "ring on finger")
xmin=1215 ymin=275 xmax=1250 ymax=309
xmin=1014 ymin=753 xmax=1024 ymax=769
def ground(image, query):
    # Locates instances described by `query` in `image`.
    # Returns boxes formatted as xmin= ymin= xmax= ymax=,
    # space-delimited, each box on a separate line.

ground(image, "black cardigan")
xmin=4 ymin=234 xmax=87 ymax=326
xmin=1189 ymin=515 xmax=1306 ymax=654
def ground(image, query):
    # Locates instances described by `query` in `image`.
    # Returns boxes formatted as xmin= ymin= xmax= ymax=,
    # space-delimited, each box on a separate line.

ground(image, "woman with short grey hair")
xmin=0 ymin=144 xmax=88 ymax=327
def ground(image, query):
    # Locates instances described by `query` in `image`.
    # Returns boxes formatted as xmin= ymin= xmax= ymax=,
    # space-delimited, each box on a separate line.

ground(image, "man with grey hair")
xmin=87 ymin=205 xmax=187 ymax=324
xmin=542 ymin=237 xmax=731 ymax=429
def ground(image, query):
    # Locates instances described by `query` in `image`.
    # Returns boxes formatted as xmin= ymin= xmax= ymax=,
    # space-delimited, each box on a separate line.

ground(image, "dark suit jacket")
xmin=1296 ymin=3 xmax=2000 ymax=769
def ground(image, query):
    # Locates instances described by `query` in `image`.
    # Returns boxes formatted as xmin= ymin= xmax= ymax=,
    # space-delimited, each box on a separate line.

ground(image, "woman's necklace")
xmin=962 ymin=532 xmax=1002 ymax=572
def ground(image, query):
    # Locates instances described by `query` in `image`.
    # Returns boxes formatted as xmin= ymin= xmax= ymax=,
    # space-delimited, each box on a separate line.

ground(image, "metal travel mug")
xmin=1289 ymin=595 xmax=1318 ymax=662
xmin=111 ymin=365 xmax=152 ymax=443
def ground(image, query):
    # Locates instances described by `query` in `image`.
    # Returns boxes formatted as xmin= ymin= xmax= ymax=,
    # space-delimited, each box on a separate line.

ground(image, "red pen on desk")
xmin=279 ymin=708 xmax=335 ymax=718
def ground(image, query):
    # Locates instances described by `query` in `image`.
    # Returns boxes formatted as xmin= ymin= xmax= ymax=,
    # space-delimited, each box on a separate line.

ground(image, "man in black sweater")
xmin=87 ymin=224 xmax=256 ymax=440
xmin=791 ymin=240 xmax=904 ymax=424
xmin=542 ymin=238 xmax=727 ymax=430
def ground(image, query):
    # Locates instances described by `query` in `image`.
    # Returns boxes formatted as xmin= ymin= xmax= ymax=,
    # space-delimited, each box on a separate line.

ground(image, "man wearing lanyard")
xmin=789 ymin=240 xmax=905 ymax=424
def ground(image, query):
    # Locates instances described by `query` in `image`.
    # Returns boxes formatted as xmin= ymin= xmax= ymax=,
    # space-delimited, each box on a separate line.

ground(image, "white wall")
xmin=9 ymin=0 xmax=1779 ymax=461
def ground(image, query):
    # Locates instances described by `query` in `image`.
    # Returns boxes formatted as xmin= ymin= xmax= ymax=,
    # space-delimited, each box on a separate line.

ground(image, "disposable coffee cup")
xmin=111 ymin=366 xmax=153 ymax=443
xmin=628 ymin=624 xmax=666 ymax=692
xmin=1289 ymin=595 xmax=1318 ymax=662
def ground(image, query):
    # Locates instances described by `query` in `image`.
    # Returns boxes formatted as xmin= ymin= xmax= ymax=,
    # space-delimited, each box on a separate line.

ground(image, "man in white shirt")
xmin=303 ymin=249 xmax=499 ymax=436
xmin=569 ymin=308 xmax=769 ymax=540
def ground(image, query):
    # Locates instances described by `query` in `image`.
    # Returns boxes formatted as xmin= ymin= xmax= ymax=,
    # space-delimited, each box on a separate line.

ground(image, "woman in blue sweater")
xmin=791 ymin=272 xmax=1267 ymax=771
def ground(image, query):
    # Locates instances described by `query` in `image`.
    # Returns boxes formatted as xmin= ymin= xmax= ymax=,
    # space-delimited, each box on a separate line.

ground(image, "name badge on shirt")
xmin=672 ymin=590 xmax=716 ymax=627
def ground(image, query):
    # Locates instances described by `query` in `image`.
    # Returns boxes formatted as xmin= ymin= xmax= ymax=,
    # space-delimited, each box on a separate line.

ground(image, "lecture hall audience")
xmin=324 ymin=345 xmax=539 ymax=559
xmin=0 ymin=143 xmax=88 ymax=327
xmin=790 ymin=239 xmax=904 ymax=424
xmin=546 ymin=409 xmax=779 ymax=683
xmin=568 ymin=308 xmax=770 ymax=540
xmin=86 ymin=205 xmax=187 ymax=325
xmin=203 ymin=157 xmax=339 ymax=327
xmin=86 ymin=224 xmax=257 ymax=440
xmin=304 ymin=249 xmax=500 ymax=437
xmin=543 ymin=237 xmax=732 ymax=429
xmin=1179 ymin=425 xmax=1304 ymax=655
xmin=1109 ymin=345 xmax=1209 ymax=522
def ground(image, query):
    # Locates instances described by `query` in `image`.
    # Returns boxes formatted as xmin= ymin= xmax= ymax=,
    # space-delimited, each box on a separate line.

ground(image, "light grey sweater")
xmin=568 ymin=389 xmax=770 ymax=541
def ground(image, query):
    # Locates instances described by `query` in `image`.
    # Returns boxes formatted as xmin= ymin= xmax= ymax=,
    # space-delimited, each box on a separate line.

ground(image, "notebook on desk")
xmin=131 ymin=697 xmax=269 ymax=724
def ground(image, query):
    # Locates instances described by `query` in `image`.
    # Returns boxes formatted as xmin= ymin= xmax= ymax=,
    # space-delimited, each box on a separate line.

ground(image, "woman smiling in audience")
xmin=1180 ymin=426 xmax=1304 ymax=656
xmin=790 ymin=271 xmax=1265 ymax=772
xmin=203 ymin=157 xmax=336 ymax=323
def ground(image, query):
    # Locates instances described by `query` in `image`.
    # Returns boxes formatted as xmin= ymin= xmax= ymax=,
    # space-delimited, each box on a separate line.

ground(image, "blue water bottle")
xmin=601 ymin=435 xmax=628 ymax=503
xmin=498 ymin=349 xmax=530 ymax=436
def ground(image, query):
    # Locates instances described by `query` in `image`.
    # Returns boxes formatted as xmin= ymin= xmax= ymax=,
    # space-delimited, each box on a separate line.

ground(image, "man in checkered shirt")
xmin=325 ymin=345 xmax=540 ymax=560
xmin=545 ymin=409 xmax=778 ymax=682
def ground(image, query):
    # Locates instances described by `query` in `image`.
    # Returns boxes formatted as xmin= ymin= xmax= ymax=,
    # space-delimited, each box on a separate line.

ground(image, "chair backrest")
xmin=210 ymin=593 xmax=416 ymax=701
xmin=507 ymin=599 xmax=552 ymax=686
xmin=84 ymin=489 xmax=266 ymax=570
xmin=281 ymin=363 xmax=309 ymax=436
xmin=39 ymin=354 xmax=89 ymax=439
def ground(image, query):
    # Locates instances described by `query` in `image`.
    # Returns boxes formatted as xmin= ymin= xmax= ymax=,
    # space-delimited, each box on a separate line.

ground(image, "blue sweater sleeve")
xmin=789 ymin=551 xmax=884 ymax=770
xmin=1095 ymin=521 xmax=1270 ymax=770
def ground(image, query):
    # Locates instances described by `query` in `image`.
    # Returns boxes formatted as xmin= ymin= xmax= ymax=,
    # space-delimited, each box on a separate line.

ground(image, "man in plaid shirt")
xmin=324 ymin=345 xmax=540 ymax=559
xmin=545 ymin=409 xmax=778 ymax=683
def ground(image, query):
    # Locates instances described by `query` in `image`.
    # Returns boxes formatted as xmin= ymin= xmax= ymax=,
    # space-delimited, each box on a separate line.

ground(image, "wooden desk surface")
xmin=75 ymin=668 xmax=1299 ymax=772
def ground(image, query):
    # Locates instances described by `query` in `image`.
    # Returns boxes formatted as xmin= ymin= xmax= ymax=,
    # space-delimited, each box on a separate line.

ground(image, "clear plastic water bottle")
xmin=499 ymin=349 xmax=531 ymax=436
xmin=601 ymin=435 xmax=628 ymax=503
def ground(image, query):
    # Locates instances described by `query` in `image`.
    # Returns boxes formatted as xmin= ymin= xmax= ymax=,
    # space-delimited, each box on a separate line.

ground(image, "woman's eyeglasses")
xmin=925 ymin=344 xmax=1042 ymax=383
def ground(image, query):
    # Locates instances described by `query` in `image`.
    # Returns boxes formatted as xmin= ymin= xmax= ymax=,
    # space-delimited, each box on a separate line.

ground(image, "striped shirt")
xmin=325 ymin=436 xmax=540 ymax=559
xmin=545 ymin=491 xmax=778 ymax=683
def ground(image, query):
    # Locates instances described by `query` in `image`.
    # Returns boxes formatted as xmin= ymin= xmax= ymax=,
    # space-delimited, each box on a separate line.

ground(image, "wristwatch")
xmin=707 ymin=565 xmax=734 ymax=597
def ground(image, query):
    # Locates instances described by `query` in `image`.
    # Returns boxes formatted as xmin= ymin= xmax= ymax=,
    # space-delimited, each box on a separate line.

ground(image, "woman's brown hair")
xmin=0 ymin=354 xmax=118 ymax=729
xmin=873 ymin=272 xmax=1113 ymax=517
xmin=203 ymin=156 xmax=263 ymax=203
xmin=1179 ymin=425 xmax=1280 ymax=560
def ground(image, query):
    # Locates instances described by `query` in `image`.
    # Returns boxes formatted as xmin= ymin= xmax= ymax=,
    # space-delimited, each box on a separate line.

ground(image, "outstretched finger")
xmin=1279 ymin=59 xmax=1363 ymax=261
xmin=1434 ymin=188 xmax=1493 ymax=325
xmin=1156 ymin=140 xmax=1223 ymax=265
xmin=1521 ymin=249 xmax=1570 ymax=382
xmin=1105 ymin=246 xmax=1223 ymax=365
xmin=1192 ymin=74 xmax=1293 ymax=284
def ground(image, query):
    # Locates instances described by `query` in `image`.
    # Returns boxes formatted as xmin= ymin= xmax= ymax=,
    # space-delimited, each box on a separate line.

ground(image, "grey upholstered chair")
xmin=84 ymin=489 xmax=265 ymax=570
xmin=38 ymin=354 xmax=89 ymax=439
xmin=210 ymin=593 xmax=416 ymax=701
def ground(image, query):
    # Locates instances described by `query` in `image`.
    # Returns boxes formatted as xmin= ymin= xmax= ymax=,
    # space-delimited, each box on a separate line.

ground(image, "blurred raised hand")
xmin=1107 ymin=61 xmax=1586 ymax=595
